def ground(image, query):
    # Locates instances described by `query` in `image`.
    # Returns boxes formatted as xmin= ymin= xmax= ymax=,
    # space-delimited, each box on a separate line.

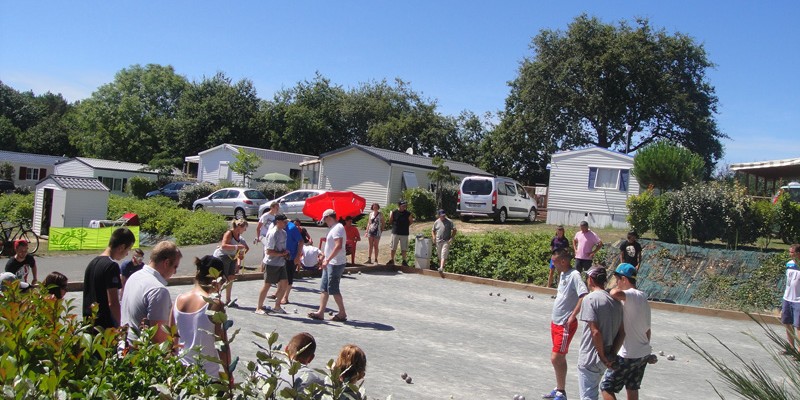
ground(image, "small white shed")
xmin=33 ymin=175 xmax=110 ymax=236
xmin=546 ymin=147 xmax=640 ymax=229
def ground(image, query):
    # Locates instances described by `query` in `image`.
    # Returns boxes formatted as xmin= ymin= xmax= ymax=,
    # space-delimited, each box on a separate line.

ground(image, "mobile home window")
xmin=25 ymin=168 xmax=40 ymax=180
xmin=588 ymin=167 xmax=630 ymax=192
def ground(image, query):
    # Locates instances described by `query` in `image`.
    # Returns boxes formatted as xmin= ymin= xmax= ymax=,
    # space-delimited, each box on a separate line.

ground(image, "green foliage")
xmin=126 ymin=175 xmax=159 ymax=199
xmin=633 ymin=142 xmax=705 ymax=191
xmin=497 ymin=14 xmax=724 ymax=183
xmin=626 ymin=189 xmax=657 ymax=234
xmin=439 ymin=183 xmax=459 ymax=217
xmin=174 ymin=211 xmax=229 ymax=246
xmin=230 ymin=149 xmax=263 ymax=187
xmin=178 ymin=182 xmax=218 ymax=209
xmin=776 ymin=193 xmax=800 ymax=244
xmin=402 ymin=188 xmax=437 ymax=221
xmin=0 ymin=162 xmax=14 ymax=181
xmin=0 ymin=193 xmax=34 ymax=223
xmin=694 ymin=252 xmax=785 ymax=311
xmin=427 ymin=156 xmax=459 ymax=209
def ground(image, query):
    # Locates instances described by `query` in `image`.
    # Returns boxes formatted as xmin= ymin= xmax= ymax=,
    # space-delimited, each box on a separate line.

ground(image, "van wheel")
xmin=234 ymin=208 xmax=246 ymax=220
xmin=460 ymin=215 xmax=471 ymax=222
xmin=494 ymin=208 xmax=507 ymax=224
xmin=527 ymin=208 xmax=537 ymax=223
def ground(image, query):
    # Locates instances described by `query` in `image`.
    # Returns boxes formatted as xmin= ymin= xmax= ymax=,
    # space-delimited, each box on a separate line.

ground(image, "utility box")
xmin=414 ymin=235 xmax=431 ymax=270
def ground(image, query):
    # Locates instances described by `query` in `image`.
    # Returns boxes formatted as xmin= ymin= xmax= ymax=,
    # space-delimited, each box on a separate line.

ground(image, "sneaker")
xmin=438 ymin=266 xmax=444 ymax=273
xmin=386 ymin=260 xmax=395 ymax=266
xmin=266 ymin=306 xmax=287 ymax=314
xmin=254 ymin=309 xmax=266 ymax=315
xmin=542 ymin=389 xmax=566 ymax=399
xmin=401 ymin=260 xmax=409 ymax=267
xmin=366 ymin=258 xmax=372 ymax=264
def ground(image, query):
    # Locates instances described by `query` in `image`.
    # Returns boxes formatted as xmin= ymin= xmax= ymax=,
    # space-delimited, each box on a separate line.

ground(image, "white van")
xmin=457 ymin=176 xmax=537 ymax=223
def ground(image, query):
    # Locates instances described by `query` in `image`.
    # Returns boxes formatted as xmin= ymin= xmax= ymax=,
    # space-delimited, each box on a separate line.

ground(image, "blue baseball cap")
xmin=614 ymin=263 xmax=637 ymax=278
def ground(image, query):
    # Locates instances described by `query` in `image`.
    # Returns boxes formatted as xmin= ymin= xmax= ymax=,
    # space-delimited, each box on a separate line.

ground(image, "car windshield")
xmin=245 ymin=190 xmax=267 ymax=200
xmin=787 ymin=187 xmax=800 ymax=202
xmin=462 ymin=179 xmax=492 ymax=195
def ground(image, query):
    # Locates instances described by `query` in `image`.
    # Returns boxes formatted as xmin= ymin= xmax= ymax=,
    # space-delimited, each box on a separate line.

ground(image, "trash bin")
xmin=414 ymin=235 xmax=431 ymax=270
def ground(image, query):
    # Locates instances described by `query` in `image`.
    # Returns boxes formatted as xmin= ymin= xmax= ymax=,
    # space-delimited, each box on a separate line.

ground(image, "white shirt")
xmin=259 ymin=212 xmax=276 ymax=238
xmin=120 ymin=265 xmax=171 ymax=344
xmin=784 ymin=260 xmax=800 ymax=303
xmin=302 ymin=245 xmax=322 ymax=267
xmin=618 ymin=288 xmax=652 ymax=359
xmin=324 ymin=223 xmax=346 ymax=266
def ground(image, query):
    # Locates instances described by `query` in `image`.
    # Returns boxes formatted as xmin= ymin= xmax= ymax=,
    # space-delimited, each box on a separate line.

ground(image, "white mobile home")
xmin=186 ymin=144 xmax=317 ymax=186
xmin=33 ymin=175 xmax=110 ymax=236
xmin=0 ymin=150 xmax=69 ymax=189
xmin=546 ymin=147 xmax=640 ymax=229
xmin=312 ymin=145 xmax=491 ymax=209
xmin=54 ymin=157 xmax=157 ymax=195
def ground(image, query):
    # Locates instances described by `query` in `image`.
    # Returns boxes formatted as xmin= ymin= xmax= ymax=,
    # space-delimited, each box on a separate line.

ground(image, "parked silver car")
xmin=193 ymin=187 xmax=268 ymax=219
xmin=257 ymin=189 xmax=328 ymax=222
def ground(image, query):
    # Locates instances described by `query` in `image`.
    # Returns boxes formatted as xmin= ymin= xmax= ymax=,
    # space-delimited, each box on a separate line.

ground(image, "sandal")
xmin=307 ymin=312 xmax=324 ymax=320
xmin=332 ymin=314 xmax=348 ymax=322
xmin=266 ymin=294 xmax=276 ymax=300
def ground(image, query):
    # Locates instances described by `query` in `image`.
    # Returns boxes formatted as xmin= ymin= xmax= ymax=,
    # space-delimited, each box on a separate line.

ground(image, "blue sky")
xmin=1 ymin=1 xmax=798 ymax=165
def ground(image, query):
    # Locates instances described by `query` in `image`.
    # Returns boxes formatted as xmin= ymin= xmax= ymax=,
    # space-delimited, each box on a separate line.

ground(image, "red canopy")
xmin=302 ymin=191 xmax=366 ymax=221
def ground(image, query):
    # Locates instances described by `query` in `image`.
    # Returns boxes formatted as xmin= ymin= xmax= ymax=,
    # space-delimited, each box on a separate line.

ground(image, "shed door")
xmin=218 ymin=162 xmax=230 ymax=182
xmin=41 ymin=189 xmax=54 ymax=235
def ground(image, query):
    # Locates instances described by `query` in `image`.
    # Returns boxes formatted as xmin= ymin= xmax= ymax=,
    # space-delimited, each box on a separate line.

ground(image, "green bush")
xmin=439 ymin=183 xmax=459 ymax=217
xmin=0 ymin=193 xmax=34 ymax=223
xmin=178 ymin=182 xmax=218 ymax=209
xmin=174 ymin=210 xmax=229 ymax=246
xmin=626 ymin=189 xmax=657 ymax=234
xmin=632 ymin=141 xmax=705 ymax=190
xmin=776 ymin=193 xmax=800 ymax=244
xmin=402 ymin=187 xmax=437 ymax=221
xmin=651 ymin=192 xmax=681 ymax=243
xmin=126 ymin=176 xmax=159 ymax=199
xmin=106 ymin=195 xmax=213 ymax=240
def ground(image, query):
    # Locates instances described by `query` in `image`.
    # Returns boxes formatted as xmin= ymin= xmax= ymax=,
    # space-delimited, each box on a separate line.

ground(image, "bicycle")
xmin=0 ymin=219 xmax=40 ymax=256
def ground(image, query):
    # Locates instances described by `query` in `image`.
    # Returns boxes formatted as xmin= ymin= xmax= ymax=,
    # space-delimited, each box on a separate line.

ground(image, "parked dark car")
xmin=145 ymin=181 xmax=195 ymax=201
xmin=0 ymin=180 xmax=15 ymax=194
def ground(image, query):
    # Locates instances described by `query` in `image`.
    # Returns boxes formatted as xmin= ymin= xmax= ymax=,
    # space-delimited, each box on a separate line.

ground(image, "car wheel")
xmin=527 ymin=208 xmax=537 ymax=223
xmin=194 ymin=205 xmax=204 ymax=212
xmin=494 ymin=208 xmax=507 ymax=224
xmin=234 ymin=208 xmax=246 ymax=220
xmin=460 ymin=215 xmax=471 ymax=222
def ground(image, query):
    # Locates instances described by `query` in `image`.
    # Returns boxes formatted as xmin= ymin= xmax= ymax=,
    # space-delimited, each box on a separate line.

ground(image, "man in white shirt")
xmin=781 ymin=244 xmax=800 ymax=353
xmin=307 ymin=209 xmax=348 ymax=322
xmin=601 ymin=263 xmax=657 ymax=400
xmin=120 ymin=241 xmax=182 ymax=345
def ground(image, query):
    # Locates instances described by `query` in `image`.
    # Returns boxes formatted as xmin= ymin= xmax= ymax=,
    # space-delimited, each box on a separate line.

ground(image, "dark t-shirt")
xmin=82 ymin=256 xmax=122 ymax=329
xmin=391 ymin=210 xmax=412 ymax=235
xmin=5 ymin=254 xmax=36 ymax=282
xmin=619 ymin=241 xmax=643 ymax=267
xmin=119 ymin=259 xmax=144 ymax=278
xmin=551 ymin=236 xmax=569 ymax=251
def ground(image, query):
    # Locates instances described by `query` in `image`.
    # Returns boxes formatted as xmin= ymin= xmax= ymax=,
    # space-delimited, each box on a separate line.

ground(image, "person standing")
xmin=387 ymin=200 xmax=414 ymax=267
xmin=543 ymin=248 xmax=589 ymax=400
xmin=82 ymin=227 xmax=136 ymax=330
xmin=120 ymin=241 xmax=182 ymax=345
xmin=619 ymin=232 xmax=642 ymax=271
xmin=281 ymin=219 xmax=304 ymax=304
xmin=5 ymin=239 xmax=37 ymax=284
xmin=256 ymin=214 xmax=290 ymax=315
xmin=577 ymin=267 xmax=624 ymax=400
xmin=308 ymin=209 xmax=348 ymax=322
xmin=549 ymin=226 xmax=570 ymax=288
xmin=573 ymin=221 xmax=603 ymax=273
xmin=432 ymin=209 xmax=456 ymax=273
xmin=213 ymin=219 xmax=249 ymax=306
xmin=601 ymin=263 xmax=657 ymax=400
xmin=781 ymin=244 xmax=800 ymax=353
xmin=365 ymin=203 xmax=384 ymax=264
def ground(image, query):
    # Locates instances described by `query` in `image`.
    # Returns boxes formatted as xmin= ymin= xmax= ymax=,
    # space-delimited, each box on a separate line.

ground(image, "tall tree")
xmin=69 ymin=64 xmax=190 ymax=163
xmin=498 ymin=14 xmax=725 ymax=180
xmin=229 ymin=149 xmax=262 ymax=187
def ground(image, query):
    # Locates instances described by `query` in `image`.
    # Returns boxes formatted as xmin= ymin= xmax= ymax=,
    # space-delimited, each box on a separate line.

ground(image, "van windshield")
xmin=462 ymin=179 xmax=492 ymax=195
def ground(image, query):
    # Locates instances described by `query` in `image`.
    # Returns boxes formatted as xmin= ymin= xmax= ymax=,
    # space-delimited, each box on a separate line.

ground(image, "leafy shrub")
xmin=0 ymin=193 xmax=34 ymax=223
xmin=126 ymin=175 xmax=159 ymax=199
xmin=218 ymin=179 xmax=238 ymax=188
xmin=776 ymin=193 xmax=800 ymax=244
xmin=402 ymin=188 xmax=437 ymax=221
xmin=0 ymin=162 xmax=13 ymax=181
xmin=651 ymin=192 xmax=681 ymax=244
xmin=107 ymin=195 xmax=208 ymax=239
xmin=626 ymin=189 xmax=657 ymax=234
xmin=439 ymin=183 xmax=459 ymax=217
xmin=632 ymin=141 xmax=705 ymax=190
xmin=178 ymin=182 xmax=218 ymax=209
xmin=174 ymin=210 xmax=229 ymax=246
xmin=256 ymin=182 xmax=290 ymax=200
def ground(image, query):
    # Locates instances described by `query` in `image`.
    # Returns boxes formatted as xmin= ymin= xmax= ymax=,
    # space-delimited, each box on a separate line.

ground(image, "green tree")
xmin=498 ymin=14 xmax=725 ymax=181
xmin=428 ymin=156 xmax=459 ymax=209
xmin=230 ymin=149 xmax=262 ymax=187
xmin=633 ymin=141 xmax=705 ymax=191
xmin=0 ymin=162 xmax=14 ymax=180
xmin=69 ymin=64 xmax=190 ymax=163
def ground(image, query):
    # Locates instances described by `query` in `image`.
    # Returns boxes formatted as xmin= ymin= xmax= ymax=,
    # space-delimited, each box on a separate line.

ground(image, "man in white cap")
xmin=0 ymin=271 xmax=31 ymax=295
xmin=308 ymin=209 xmax=348 ymax=322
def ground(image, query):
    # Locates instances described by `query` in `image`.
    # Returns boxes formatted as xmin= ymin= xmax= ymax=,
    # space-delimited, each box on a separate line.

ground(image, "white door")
xmin=218 ymin=162 xmax=230 ymax=182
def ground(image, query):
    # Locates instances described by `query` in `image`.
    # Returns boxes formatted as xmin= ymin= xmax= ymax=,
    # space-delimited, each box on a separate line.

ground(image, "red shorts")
xmin=551 ymin=320 xmax=578 ymax=354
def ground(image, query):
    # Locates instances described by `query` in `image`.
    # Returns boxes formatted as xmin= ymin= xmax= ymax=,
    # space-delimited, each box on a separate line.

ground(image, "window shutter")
xmin=18 ymin=166 xmax=26 ymax=180
xmin=39 ymin=168 xmax=47 ymax=180
xmin=588 ymin=167 xmax=598 ymax=189
xmin=619 ymin=170 xmax=630 ymax=192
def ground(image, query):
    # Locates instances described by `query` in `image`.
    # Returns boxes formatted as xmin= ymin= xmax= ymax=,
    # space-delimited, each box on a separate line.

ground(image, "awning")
xmin=402 ymin=171 xmax=419 ymax=189
xmin=730 ymin=157 xmax=800 ymax=179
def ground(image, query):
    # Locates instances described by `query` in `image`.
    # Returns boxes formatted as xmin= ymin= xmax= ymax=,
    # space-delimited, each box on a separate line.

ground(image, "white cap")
xmin=0 ymin=272 xmax=30 ymax=291
xmin=322 ymin=209 xmax=336 ymax=218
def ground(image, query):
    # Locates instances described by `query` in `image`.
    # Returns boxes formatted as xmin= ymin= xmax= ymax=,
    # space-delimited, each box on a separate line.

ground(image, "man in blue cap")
xmin=601 ymin=263 xmax=657 ymax=400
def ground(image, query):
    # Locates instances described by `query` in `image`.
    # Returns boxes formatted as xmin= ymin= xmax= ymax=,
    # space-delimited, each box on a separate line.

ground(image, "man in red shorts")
xmin=543 ymin=248 xmax=589 ymax=400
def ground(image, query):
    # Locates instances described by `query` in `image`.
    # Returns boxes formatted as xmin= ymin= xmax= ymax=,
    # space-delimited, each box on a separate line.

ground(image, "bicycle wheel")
xmin=17 ymin=230 xmax=40 ymax=254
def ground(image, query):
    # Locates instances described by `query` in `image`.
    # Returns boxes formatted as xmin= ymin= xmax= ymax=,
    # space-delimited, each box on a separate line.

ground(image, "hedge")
xmin=0 ymin=193 xmax=33 ymax=224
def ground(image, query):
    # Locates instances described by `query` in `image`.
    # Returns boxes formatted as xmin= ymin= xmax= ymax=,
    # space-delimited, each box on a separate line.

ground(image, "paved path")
xmin=65 ymin=271 xmax=784 ymax=399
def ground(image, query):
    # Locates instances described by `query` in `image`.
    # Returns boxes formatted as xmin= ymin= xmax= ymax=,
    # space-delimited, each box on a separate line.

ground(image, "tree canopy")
xmin=495 ymin=14 xmax=725 ymax=182
xmin=633 ymin=141 xmax=705 ymax=191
